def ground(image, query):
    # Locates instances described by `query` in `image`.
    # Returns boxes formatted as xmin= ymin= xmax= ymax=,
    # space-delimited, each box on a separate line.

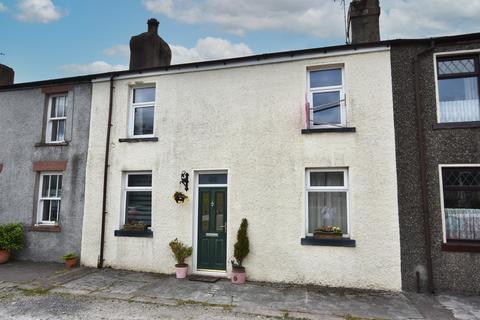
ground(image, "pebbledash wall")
xmin=81 ymin=47 xmax=402 ymax=290
xmin=0 ymin=82 xmax=92 ymax=261
xmin=391 ymin=37 xmax=480 ymax=293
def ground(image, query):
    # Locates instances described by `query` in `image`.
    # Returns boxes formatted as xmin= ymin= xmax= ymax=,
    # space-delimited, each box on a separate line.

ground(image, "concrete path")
xmin=0 ymin=261 xmax=478 ymax=320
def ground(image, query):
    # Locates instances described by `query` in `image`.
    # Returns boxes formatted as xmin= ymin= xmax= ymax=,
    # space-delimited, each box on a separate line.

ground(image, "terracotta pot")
xmin=231 ymin=267 xmax=246 ymax=284
xmin=0 ymin=250 xmax=10 ymax=264
xmin=65 ymin=258 xmax=78 ymax=268
xmin=175 ymin=264 xmax=188 ymax=279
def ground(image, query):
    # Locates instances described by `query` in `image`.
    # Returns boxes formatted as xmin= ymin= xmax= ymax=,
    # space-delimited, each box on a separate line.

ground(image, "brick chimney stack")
xmin=129 ymin=18 xmax=172 ymax=70
xmin=0 ymin=64 xmax=14 ymax=86
xmin=347 ymin=0 xmax=381 ymax=44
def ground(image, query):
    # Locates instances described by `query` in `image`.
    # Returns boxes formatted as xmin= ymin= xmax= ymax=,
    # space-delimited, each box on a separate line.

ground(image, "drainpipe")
xmin=413 ymin=40 xmax=436 ymax=293
xmin=98 ymin=75 xmax=116 ymax=268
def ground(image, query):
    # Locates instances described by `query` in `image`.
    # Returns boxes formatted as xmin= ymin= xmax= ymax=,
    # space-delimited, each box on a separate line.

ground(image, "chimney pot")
xmin=147 ymin=18 xmax=159 ymax=34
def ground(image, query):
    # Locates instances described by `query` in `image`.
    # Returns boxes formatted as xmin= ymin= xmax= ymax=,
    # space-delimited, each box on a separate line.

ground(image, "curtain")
xmin=308 ymin=192 xmax=347 ymax=233
xmin=440 ymin=78 xmax=480 ymax=122
xmin=445 ymin=208 xmax=480 ymax=240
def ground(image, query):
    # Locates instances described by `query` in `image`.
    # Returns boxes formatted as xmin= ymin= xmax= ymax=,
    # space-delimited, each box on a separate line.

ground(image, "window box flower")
xmin=313 ymin=226 xmax=342 ymax=239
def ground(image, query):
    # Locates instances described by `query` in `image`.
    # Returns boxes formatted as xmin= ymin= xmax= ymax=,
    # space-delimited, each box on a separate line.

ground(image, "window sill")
xmin=432 ymin=121 xmax=480 ymax=130
xmin=300 ymin=237 xmax=356 ymax=247
xmin=441 ymin=240 xmax=480 ymax=253
xmin=28 ymin=225 xmax=61 ymax=233
xmin=34 ymin=142 xmax=69 ymax=147
xmin=301 ymin=127 xmax=356 ymax=134
xmin=118 ymin=137 xmax=158 ymax=143
xmin=114 ymin=229 xmax=153 ymax=238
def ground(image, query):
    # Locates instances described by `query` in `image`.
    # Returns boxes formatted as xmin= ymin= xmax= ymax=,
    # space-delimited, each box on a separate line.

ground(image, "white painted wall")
xmin=81 ymin=49 xmax=401 ymax=291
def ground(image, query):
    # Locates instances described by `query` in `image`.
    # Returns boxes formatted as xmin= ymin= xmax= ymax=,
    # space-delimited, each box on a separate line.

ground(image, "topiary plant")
xmin=232 ymin=218 xmax=249 ymax=269
xmin=0 ymin=223 xmax=24 ymax=252
xmin=169 ymin=238 xmax=192 ymax=267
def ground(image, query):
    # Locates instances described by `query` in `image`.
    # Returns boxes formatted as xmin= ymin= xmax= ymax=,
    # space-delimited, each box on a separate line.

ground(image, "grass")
xmin=175 ymin=299 xmax=234 ymax=311
xmin=18 ymin=287 xmax=51 ymax=296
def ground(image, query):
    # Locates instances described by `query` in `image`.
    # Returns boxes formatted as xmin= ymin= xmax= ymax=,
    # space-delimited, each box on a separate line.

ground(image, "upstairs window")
xmin=46 ymin=94 xmax=67 ymax=143
xmin=441 ymin=166 xmax=480 ymax=241
xmin=129 ymin=87 xmax=155 ymax=137
xmin=307 ymin=67 xmax=345 ymax=128
xmin=437 ymin=56 xmax=480 ymax=123
xmin=37 ymin=173 xmax=62 ymax=225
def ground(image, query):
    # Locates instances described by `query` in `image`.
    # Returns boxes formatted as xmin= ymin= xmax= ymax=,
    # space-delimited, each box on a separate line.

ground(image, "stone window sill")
xmin=118 ymin=137 xmax=158 ymax=143
xmin=301 ymin=127 xmax=356 ymax=134
xmin=28 ymin=225 xmax=61 ymax=233
xmin=114 ymin=230 xmax=153 ymax=238
xmin=441 ymin=240 xmax=480 ymax=253
xmin=300 ymin=237 xmax=356 ymax=247
xmin=432 ymin=121 xmax=480 ymax=130
xmin=35 ymin=142 xmax=69 ymax=147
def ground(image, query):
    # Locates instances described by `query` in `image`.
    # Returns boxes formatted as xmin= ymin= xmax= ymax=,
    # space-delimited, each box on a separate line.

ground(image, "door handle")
xmin=219 ymin=222 xmax=227 ymax=229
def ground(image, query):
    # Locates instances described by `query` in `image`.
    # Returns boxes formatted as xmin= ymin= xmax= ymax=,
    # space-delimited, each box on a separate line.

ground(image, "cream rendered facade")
xmin=81 ymin=47 xmax=401 ymax=291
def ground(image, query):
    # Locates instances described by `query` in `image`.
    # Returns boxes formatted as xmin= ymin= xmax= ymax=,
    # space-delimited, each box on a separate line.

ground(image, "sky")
xmin=0 ymin=0 xmax=479 ymax=83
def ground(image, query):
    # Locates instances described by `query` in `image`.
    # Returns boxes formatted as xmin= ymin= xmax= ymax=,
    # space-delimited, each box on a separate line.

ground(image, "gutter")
xmin=97 ymin=75 xmax=116 ymax=268
xmin=413 ymin=41 xmax=436 ymax=293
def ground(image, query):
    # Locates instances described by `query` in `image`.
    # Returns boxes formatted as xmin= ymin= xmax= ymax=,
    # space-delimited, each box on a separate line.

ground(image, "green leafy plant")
xmin=232 ymin=218 xmax=249 ymax=269
xmin=62 ymin=253 xmax=78 ymax=261
xmin=169 ymin=238 xmax=192 ymax=266
xmin=0 ymin=223 xmax=24 ymax=252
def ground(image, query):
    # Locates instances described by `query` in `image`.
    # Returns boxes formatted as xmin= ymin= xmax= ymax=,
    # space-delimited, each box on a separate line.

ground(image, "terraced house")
xmin=80 ymin=2 xmax=403 ymax=291
xmin=0 ymin=69 xmax=93 ymax=261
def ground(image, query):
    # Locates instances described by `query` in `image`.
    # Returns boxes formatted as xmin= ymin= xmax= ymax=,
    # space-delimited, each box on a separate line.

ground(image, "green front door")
xmin=197 ymin=187 xmax=227 ymax=271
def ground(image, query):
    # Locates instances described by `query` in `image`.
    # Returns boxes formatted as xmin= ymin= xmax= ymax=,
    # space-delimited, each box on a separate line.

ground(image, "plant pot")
xmin=0 ymin=250 xmax=10 ymax=264
xmin=231 ymin=267 xmax=246 ymax=284
xmin=175 ymin=264 xmax=188 ymax=279
xmin=65 ymin=258 xmax=78 ymax=268
xmin=313 ymin=232 xmax=343 ymax=240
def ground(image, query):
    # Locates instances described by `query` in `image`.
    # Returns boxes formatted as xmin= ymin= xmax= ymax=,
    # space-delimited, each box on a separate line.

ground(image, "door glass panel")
xmin=215 ymin=192 xmax=224 ymax=232
xmin=201 ymin=191 xmax=210 ymax=232
xmin=199 ymin=174 xmax=227 ymax=185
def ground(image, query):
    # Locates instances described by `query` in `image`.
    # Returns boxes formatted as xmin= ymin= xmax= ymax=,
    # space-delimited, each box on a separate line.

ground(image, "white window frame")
xmin=121 ymin=171 xmax=153 ymax=228
xmin=438 ymin=164 xmax=480 ymax=243
xmin=307 ymin=66 xmax=346 ymax=128
xmin=433 ymin=49 xmax=480 ymax=124
xmin=46 ymin=94 xmax=67 ymax=143
xmin=305 ymin=168 xmax=350 ymax=237
xmin=36 ymin=172 xmax=63 ymax=225
xmin=128 ymin=86 xmax=156 ymax=138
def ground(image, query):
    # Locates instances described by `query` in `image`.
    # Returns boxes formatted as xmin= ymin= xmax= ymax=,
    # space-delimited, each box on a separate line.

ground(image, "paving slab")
xmin=0 ymin=260 xmax=66 ymax=283
xmin=436 ymin=294 xmax=480 ymax=320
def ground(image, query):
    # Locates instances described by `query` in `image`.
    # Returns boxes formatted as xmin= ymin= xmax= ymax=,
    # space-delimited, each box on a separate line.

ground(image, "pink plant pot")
xmin=231 ymin=268 xmax=246 ymax=284
xmin=175 ymin=264 xmax=188 ymax=279
xmin=0 ymin=250 xmax=10 ymax=264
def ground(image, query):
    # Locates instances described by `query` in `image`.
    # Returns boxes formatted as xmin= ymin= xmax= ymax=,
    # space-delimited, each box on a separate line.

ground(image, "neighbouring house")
xmin=391 ymin=33 xmax=480 ymax=293
xmin=80 ymin=3 xmax=403 ymax=291
xmin=0 ymin=72 xmax=93 ymax=261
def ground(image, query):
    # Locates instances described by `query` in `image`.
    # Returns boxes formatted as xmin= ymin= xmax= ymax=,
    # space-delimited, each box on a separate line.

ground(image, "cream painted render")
xmin=81 ymin=49 xmax=401 ymax=291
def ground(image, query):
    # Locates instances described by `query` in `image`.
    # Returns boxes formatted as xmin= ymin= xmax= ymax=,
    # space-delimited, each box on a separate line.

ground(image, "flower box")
xmin=313 ymin=231 xmax=343 ymax=239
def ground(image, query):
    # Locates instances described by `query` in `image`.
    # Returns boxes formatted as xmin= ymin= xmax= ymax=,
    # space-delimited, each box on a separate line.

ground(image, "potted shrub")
xmin=231 ymin=218 xmax=249 ymax=284
xmin=0 ymin=223 xmax=24 ymax=264
xmin=169 ymin=238 xmax=192 ymax=279
xmin=62 ymin=252 xmax=79 ymax=268
xmin=313 ymin=226 xmax=343 ymax=239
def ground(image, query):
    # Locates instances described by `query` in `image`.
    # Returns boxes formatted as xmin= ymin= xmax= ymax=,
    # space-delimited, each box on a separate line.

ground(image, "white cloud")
xmin=0 ymin=3 xmax=7 ymax=12
xmin=16 ymin=0 xmax=65 ymax=23
xmin=171 ymin=37 xmax=253 ymax=64
xmin=142 ymin=0 xmax=480 ymax=39
xmin=60 ymin=61 xmax=127 ymax=75
xmin=142 ymin=0 xmax=345 ymax=38
xmin=103 ymin=45 xmax=130 ymax=57
xmin=101 ymin=37 xmax=253 ymax=65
